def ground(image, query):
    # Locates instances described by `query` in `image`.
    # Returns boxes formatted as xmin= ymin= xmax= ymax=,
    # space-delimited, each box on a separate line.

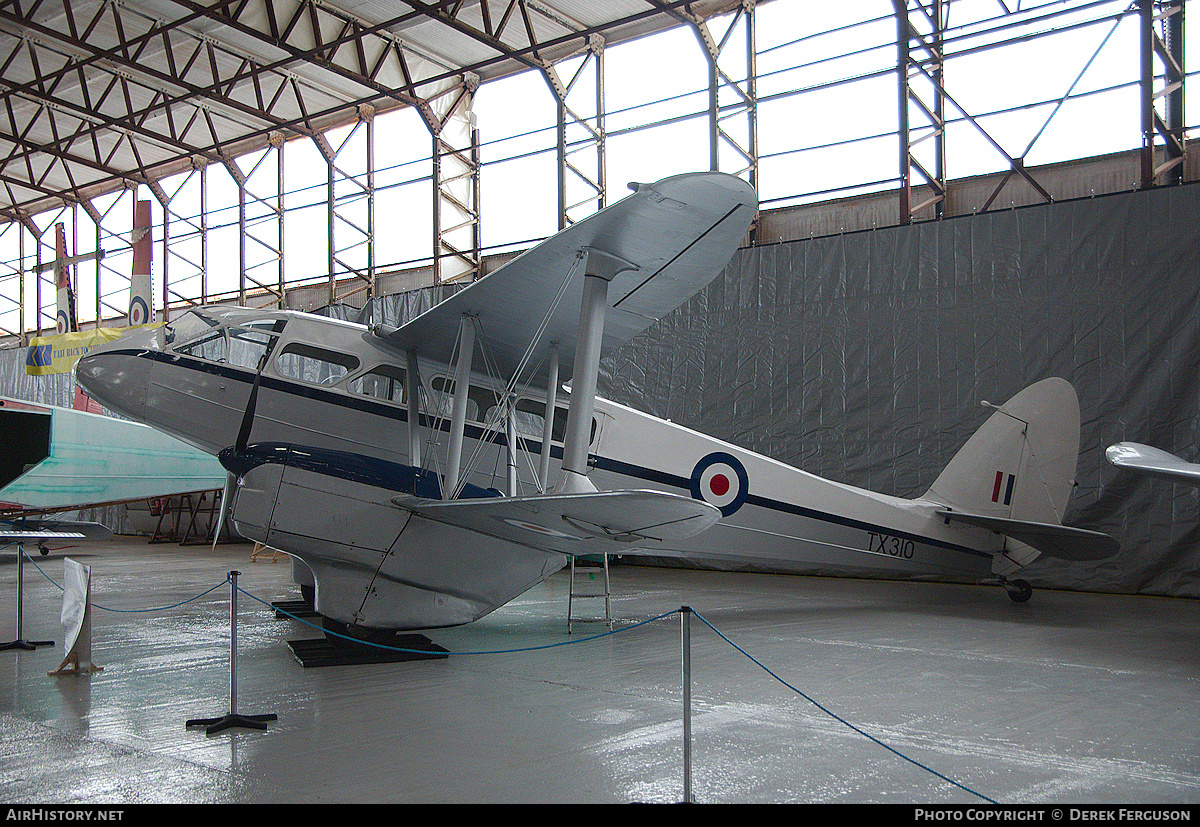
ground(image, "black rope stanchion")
xmin=1 ymin=543 xmax=54 ymax=652
xmin=187 ymin=571 xmax=277 ymax=735
xmin=680 ymin=605 xmax=693 ymax=804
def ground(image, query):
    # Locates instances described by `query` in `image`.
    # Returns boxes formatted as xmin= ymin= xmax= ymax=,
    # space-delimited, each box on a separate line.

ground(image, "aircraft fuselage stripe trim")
xmin=110 ymin=348 xmax=564 ymax=452
xmin=590 ymin=458 xmax=987 ymax=560
xmin=108 ymin=348 xmax=988 ymax=562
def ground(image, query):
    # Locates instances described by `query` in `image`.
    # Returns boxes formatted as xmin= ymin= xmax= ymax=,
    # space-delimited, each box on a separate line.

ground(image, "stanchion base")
xmin=186 ymin=712 xmax=277 ymax=735
xmin=0 ymin=639 xmax=54 ymax=651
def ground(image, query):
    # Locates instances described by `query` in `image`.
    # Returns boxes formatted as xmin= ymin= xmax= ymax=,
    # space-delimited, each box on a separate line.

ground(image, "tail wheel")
xmin=1005 ymin=579 xmax=1033 ymax=603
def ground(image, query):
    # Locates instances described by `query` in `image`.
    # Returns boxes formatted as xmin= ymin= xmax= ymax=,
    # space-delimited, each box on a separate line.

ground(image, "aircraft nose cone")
xmin=76 ymin=330 xmax=154 ymax=423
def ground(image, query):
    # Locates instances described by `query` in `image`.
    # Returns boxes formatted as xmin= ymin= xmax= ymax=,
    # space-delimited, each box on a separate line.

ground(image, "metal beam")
xmin=1140 ymin=0 xmax=1186 ymax=188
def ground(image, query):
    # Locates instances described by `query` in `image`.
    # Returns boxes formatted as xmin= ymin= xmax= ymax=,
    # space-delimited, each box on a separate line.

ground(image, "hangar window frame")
xmin=0 ymin=0 xmax=1191 ymax=342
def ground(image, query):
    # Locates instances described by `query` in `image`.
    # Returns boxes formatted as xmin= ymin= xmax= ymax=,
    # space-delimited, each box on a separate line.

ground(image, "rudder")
xmin=923 ymin=378 xmax=1081 ymax=527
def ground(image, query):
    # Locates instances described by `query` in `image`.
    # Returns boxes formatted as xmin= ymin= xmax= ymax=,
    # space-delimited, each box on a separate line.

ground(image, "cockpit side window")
xmin=162 ymin=310 xmax=220 ymax=347
xmin=174 ymin=331 xmax=227 ymax=362
xmin=275 ymin=342 xmax=359 ymax=386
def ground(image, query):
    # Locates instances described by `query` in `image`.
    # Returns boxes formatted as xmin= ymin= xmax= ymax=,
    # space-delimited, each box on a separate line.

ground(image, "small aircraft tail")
xmin=925 ymin=378 xmax=1080 ymax=526
xmin=922 ymin=378 xmax=1117 ymax=577
xmin=54 ymin=223 xmax=76 ymax=335
xmin=128 ymin=200 xmax=153 ymax=326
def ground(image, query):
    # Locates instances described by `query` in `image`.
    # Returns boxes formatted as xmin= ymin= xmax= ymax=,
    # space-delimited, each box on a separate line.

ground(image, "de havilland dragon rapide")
xmin=75 ymin=172 xmax=1118 ymax=638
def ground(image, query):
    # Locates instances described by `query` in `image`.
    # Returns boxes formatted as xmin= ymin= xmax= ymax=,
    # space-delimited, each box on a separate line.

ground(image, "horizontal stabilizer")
xmin=393 ymin=489 xmax=722 ymax=556
xmin=937 ymin=509 xmax=1118 ymax=561
xmin=1106 ymin=442 xmax=1200 ymax=485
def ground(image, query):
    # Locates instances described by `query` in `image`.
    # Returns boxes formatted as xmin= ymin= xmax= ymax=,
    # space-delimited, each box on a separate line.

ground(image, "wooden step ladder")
xmin=568 ymin=555 xmax=612 ymax=634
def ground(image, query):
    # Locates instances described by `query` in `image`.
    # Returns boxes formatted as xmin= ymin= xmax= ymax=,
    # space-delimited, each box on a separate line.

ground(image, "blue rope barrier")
xmin=12 ymin=544 xmax=233 ymax=613
xmin=691 ymin=608 xmax=999 ymax=805
xmin=233 ymin=580 xmax=677 ymax=655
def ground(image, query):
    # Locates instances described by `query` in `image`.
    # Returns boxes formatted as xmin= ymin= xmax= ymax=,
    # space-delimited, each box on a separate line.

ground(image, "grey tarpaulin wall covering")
xmin=601 ymin=182 xmax=1200 ymax=598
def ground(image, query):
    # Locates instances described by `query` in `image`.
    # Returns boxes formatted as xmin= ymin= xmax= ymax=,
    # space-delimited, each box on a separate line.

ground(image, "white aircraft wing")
xmin=936 ymin=510 xmax=1118 ymax=561
xmin=392 ymin=489 xmax=722 ymax=556
xmin=0 ymin=519 xmax=112 ymax=542
xmin=1106 ymin=442 xmax=1200 ymax=485
xmin=373 ymin=171 xmax=757 ymax=386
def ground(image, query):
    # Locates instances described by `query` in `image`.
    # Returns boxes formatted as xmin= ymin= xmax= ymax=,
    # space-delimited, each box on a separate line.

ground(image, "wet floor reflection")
xmin=2 ymin=539 xmax=1200 ymax=803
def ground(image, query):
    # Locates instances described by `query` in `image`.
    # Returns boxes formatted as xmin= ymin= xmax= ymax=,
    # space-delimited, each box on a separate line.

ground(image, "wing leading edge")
xmin=373 ymin=172 xmax=757 ymax=387
xmin=392 ymin=489 xmax=722 ymax=557
xmin=1106 ymin=442 xmax=1200 ymax=485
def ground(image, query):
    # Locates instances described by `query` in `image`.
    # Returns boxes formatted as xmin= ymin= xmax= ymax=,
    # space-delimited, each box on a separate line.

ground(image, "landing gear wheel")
xmin=1004 ymin=578 xmax=1033 ymax=603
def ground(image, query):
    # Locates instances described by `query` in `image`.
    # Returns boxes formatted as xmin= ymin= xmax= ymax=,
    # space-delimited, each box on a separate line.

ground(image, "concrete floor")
xmin=1 ymin=537 xmax=1198 ymax=805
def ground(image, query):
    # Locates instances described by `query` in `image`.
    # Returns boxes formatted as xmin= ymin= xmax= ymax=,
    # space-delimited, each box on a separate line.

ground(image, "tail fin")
xmin=924 ymin=378 xmax=1079 ymax=524
xmin=924 ymin=378 xmax=1116 ymax=570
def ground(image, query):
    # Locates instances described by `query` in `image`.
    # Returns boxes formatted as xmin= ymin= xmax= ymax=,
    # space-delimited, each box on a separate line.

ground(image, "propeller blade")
xmin=235 ymin=367 xmax=264 ymax=455
xmin=211 ymin=471 xmax=236 ymax=551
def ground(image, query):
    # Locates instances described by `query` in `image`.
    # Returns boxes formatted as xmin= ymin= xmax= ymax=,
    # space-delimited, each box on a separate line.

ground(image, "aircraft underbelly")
xmin=229 ymin=452 xmax=565 ymax=630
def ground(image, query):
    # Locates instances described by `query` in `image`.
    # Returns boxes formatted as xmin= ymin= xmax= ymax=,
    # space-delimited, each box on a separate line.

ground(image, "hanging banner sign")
xmin=25 ymin=328 xmax=126 ymax=376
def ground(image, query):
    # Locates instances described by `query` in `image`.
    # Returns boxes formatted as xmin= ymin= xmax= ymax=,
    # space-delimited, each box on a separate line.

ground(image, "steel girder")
xmin=542 ymin=34 xmax=606 ymax=231
xmin=0 ymin=0 xmax=730 ymax=309
xmin=896 ymin=0 xmax=1058 ymax=222
xmin=1140 ymin=0 xmax=1186 ymax=188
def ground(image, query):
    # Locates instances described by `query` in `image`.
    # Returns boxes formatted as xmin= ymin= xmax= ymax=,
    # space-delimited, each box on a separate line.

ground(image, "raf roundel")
xmin=128 ymin=296 xmax=150 ymax=327
xmin=690 ymin=452 xmax=749 ymax=517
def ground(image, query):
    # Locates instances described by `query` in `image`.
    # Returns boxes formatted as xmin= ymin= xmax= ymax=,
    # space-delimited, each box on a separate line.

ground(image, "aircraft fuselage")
xmin=77 ymin=307 xmax=1000 ymax=627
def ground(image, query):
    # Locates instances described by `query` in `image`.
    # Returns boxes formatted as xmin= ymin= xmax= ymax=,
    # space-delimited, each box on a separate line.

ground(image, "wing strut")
xmin=406 ymin=350 xmax=422 ymax=468
xmin=445 ymin=314 xmax=476 ymax=498
xmin=538 ymin=344 xmax=560 ymax=492
xmin=557 ymin=247 xmax=638 ymax=495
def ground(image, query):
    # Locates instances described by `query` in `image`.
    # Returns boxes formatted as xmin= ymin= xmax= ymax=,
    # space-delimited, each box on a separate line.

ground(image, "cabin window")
xmin=174 ymin=331 xmax=227 ymax=363
xmin=428 ymin=378 xmax=598 ymax=446
xmin=226 ymin=322 xmax=284 ymax=371
xmin=275 ymin=343 xmax=359 ymax=386
xmin=429 ymin=376 xmax=496 ymax=424
xmin=515 ymin=398 xmax=597 ymax=446
xmin=351 ymin=365 xmax=408 ymax=404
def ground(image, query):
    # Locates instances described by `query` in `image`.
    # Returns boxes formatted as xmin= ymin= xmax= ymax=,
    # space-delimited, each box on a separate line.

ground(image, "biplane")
xmin=75 ymin=172 xmax=1117 ymax=636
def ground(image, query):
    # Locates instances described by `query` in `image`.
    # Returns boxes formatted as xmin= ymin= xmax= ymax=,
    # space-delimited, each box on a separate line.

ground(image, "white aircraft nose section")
xmin=75 ymin=329 xmax=156 ymax=423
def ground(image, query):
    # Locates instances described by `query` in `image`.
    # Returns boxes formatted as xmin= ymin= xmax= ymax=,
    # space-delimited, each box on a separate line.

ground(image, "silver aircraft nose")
xmin=76 ymin=326 xmax=159 ymax=422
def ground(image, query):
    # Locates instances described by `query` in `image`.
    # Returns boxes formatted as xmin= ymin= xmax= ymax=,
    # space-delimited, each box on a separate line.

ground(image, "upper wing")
xmin=1106 ymin=442 xmax=1200 ymax=485
xmin=372 ymin=172 xmax=757 ymax=387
